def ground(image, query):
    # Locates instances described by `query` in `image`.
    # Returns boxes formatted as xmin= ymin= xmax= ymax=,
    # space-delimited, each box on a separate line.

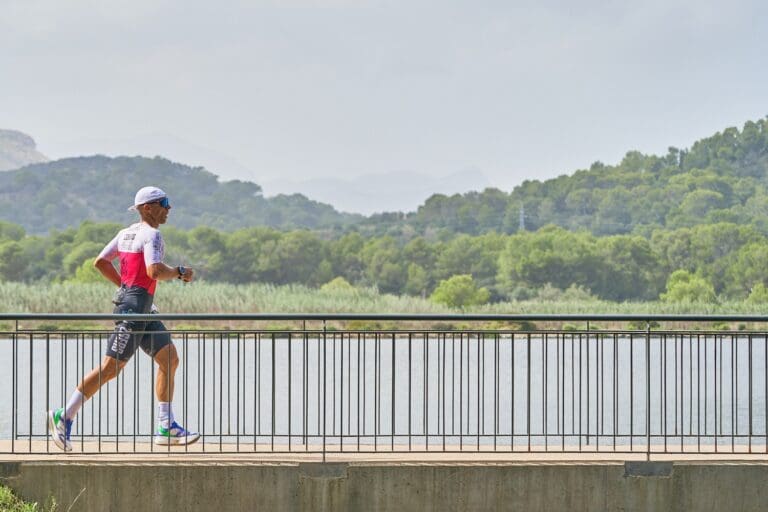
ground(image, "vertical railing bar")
xmin=408 ymin=332 xmax=412 ymax=452
xmin=556 ymin=332 xmax=560 ymax=439
xmin=347 ymin=332 xmax=351 ymax=441
xmin=719 ymin=334 xmax=723 ymax=451
xmin=198 ymin=332 xmax=202 ymax=453
xmin=585 ymin=332 xmax=592 ymax=444
xmin=98 ymin=335 xmax=103 ymax=453
xmin=749 ymin=333 xmax=753 ymax=453
xmin=363 ymin=332 xmax=367 ymax=447
xmin=714 ymin=333 xmax=718 ymax=453
xmin=45 ymin=333 xmax=50 ymax=453
xmin=304 ymin=325 xmax=309 ymax=450
xmin=563 ymin=333 xmax=567 ymax=452
xmin=474 ymin=334 xmax=485 ymax=451
xmin=511 ymin=332 xmax=515 ymax=452
xmin=527 ymin=332 xmax=531 ymax=453
xmin=451 ymin=333 xmax=456 ymax=437
xmin=322 ymin=320 xmax=327 ymax=462
xmin=578 ymin=332 xmax=582 ymax=453
xmin=674 ymin=334 xmax=680 ymax=436
xmin=289 ymin=332 xmax=292 ymax=453
xmin=219 ymin=333 xmax=224 ymax=452
xmin=375 ymin=333 xmax=379 ymax=449
xmin=646 ymin=321 xmax=651 ymax=461
xmin=271 ymin=332 xmax=275 ymax=453
xmin=184 ymin=332 xmax=190 ymax=454
xmin=600 ymin=331 xmax=604 ymax=450
xmin=481 ymin=332 xmax=485 ymax=445
xmin=391 ymin=332 xmax=395 ymax=452
xmin=459 ymin=333 xmax=463 ymax=451
xmin=543 ymin=333 xmax=547 ymax=451
xmin=332 ymin=333 xmax=336 ymax=442
xmin=736 ymin=332 xmax=740 ymax=452
xmin=660 ymin=333 xmax=668 ymax=453
xmin=731 ymin=332 xmax=735 ymax=453
xmin=356 ymin=332 xmax=361 ymax=453
xmin=338 ymin=333 xmax=342 ymax=452
xmin=115 ymin=331 xmax=121 ymax=453
xmin=317 ymin=329 xmax=321 ymax=438
xmin=696 ymin=333 xmax=701 ymax=453
xmin=438 ymin=334 xmax=448 ymax=451
xmin=704 ymin=333 xmax=708 ymax=445
xmin=423 ymin=332 xmax=427 ymax=450
xmin=258 ymin=331 xmax=264 ymax=448
xmin=227 ymin=333 xmax=232 ymax=437
xmin=571 ymin=333 xmax=575 ymax=442
xmin=303 ymin=323 xmax=308 ymax=449
xmin=133 ymin=332 xmax=138 ymax=453
xmin=11 ymin=322 xmax=16 ymax=453
xmin=494 ymin=332 xmax=499 ymax=451
xmin=613 ymin=332 xmax=617 ymax=452
xmin=630 ymin=332 xmax=634 ymax=452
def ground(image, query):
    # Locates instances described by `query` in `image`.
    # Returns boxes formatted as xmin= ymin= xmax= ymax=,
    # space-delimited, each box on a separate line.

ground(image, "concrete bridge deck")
xmin=3 ymin=442 xmax=768 ymax=511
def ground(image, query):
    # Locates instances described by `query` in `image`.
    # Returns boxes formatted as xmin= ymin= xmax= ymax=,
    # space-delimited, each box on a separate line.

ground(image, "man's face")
xmin=141 ymin=200 xmax=171 ymax=225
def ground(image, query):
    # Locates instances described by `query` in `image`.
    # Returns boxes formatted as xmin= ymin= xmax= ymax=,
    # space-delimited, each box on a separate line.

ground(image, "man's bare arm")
xmin=94 ymin=258 xmax=121 ymax=287
xmin=147 ymin=263 xmax=195 ymax=283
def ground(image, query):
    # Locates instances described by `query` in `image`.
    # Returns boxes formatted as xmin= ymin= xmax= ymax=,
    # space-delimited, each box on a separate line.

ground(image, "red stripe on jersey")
xmin=119 ymin=251 xmax=157 ymax=295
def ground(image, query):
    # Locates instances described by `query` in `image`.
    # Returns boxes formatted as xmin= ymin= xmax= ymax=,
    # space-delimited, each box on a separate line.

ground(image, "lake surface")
xmin=3 ymin=331 xmax=767 ymax=449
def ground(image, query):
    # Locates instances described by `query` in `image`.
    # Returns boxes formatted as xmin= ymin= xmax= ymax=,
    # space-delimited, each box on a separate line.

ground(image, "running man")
xmin=47 ymin=186 xmax=199 ymax=452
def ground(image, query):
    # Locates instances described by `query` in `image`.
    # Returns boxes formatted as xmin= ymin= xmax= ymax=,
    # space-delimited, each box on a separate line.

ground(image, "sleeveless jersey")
xmin=97 ymin=222 xmax=165 ymax=295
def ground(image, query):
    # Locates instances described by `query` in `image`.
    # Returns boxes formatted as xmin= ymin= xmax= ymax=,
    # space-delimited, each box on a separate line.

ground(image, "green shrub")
xmin=430 ymin=274 xmax=490 ymax=309
xmin=660 ymin=270 xmax=716 ymax=303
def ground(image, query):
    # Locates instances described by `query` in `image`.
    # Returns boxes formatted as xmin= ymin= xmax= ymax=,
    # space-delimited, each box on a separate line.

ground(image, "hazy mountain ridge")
xmin=263 ymin=169 xmax=491 ymax=215
xmin=0 ymin=155 xmax=360 ymax=234
xmin=0 ymin=129 xmax=48 ymax=171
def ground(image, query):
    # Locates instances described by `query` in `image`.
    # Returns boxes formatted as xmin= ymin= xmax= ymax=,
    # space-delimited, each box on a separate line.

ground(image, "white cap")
xmin=128 ymin=186 xmax=167 ymax=211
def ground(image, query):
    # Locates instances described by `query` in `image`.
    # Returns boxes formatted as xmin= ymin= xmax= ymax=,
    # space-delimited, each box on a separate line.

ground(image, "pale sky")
xmin=2 ymin=0 xmax=767 ymax=206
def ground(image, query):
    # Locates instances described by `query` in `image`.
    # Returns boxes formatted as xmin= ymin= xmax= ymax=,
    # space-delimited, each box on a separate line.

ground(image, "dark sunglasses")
xmin=149 ymin=197 xmax=171 ymax=209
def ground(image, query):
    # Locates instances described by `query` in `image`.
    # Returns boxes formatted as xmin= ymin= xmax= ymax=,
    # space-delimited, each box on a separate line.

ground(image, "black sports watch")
xmin=177 ymin=265 xmax=186 ymax=279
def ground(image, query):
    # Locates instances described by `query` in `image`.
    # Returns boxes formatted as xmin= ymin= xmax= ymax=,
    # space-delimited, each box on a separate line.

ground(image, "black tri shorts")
xmin=105 ymin=285 xmax=172 ymax=360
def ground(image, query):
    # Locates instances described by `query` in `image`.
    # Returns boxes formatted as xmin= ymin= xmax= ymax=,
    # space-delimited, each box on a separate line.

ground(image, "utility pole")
xmin=519 ymin=203 xmax=526 ymax=231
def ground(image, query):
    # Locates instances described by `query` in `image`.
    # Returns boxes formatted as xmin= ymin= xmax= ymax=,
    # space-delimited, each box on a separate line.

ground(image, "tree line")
xmin=1 ymin=219 xmax=767 ymax=304
xmin=360 ymin=118 xmax=768 ymax=238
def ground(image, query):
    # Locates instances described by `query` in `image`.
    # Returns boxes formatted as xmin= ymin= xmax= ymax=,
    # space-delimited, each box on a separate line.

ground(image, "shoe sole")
xmin=46 ymin=410 xmax=72 ymax=453
xmin=154 ymin=433 xmax=201 ymax=446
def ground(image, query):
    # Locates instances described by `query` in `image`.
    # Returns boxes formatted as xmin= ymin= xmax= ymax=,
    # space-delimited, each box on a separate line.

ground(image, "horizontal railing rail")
xmin=3 ymin=314 xmax=768 ymax=459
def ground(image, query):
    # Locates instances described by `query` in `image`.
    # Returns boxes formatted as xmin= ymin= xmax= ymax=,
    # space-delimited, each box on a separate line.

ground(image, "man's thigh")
xmin=139 ymin=320 xmax=172 ymax=357
xmin=105 ymin=320 xmax=147 ymax=361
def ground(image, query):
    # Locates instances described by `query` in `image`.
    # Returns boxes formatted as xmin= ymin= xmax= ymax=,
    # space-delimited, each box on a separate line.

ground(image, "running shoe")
xmin=47 ymin=408 xmax=73 ymax=453
xmin=154 ymin=421 xmax=200 ymax=446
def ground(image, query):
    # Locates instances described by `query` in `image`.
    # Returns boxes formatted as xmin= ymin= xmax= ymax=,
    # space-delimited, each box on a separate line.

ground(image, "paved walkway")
xmin=2 ymin=440 xmax=768 ymax=463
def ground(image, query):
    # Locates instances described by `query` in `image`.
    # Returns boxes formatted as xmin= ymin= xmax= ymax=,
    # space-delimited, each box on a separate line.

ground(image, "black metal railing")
xmin=3 ymin=314 xmax=768 ymax=458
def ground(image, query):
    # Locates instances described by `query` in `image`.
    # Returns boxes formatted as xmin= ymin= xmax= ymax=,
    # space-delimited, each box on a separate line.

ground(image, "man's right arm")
xmin=94 ymin=235 xmax=121 ymax=287
xmin=94 ymin=258 xmax=122 ymax=287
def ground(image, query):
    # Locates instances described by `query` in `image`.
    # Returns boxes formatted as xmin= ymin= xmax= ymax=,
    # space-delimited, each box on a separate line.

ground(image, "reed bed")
xmin=0 ymin=282 xmax=765 ymax=317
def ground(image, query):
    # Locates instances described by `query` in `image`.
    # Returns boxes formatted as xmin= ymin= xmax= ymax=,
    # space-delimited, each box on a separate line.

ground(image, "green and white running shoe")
xmin=154 ymin=421 xmax=200 ymax=446
xmin=47 ymin=408 xmax=73 ymax=453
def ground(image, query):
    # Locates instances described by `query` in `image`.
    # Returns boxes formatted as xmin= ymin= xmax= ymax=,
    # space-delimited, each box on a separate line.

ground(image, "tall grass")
xmin=0 ymin=282 xmax=764 ymax=315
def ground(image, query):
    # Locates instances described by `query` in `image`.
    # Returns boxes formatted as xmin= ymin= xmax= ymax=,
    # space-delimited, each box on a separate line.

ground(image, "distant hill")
xmin=0 ymin=129 xmax=48 ymax=171
xmin=0 ymin=155 xmax=361 ymax=234
xmin=360 ymin=117 xmax=768 ymax=237
xmin=263 ymin=169 xmax=491 ymax=215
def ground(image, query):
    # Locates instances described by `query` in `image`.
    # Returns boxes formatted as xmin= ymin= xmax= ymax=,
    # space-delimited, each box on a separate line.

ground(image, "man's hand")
xmin=180 ymin=267 xmax=195 ymax=283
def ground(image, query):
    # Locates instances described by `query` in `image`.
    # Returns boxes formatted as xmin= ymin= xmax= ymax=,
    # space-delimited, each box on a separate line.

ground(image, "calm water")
xmin=2 ymin=332 xmax=767 ymax=448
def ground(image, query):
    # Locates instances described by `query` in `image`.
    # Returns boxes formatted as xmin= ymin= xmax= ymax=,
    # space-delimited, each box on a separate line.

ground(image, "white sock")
xmin=65 ymin=390 xmax=86 ymax=421
xmin=158 ymin=402 xmax=174 ymax=428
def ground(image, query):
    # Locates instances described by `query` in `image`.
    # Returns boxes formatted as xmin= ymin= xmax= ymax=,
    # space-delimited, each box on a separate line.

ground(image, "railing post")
xmin=646 ymin=320 xmax=651 ymax=461
xmin=322 ymin=319 xmax=327 ymax=463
